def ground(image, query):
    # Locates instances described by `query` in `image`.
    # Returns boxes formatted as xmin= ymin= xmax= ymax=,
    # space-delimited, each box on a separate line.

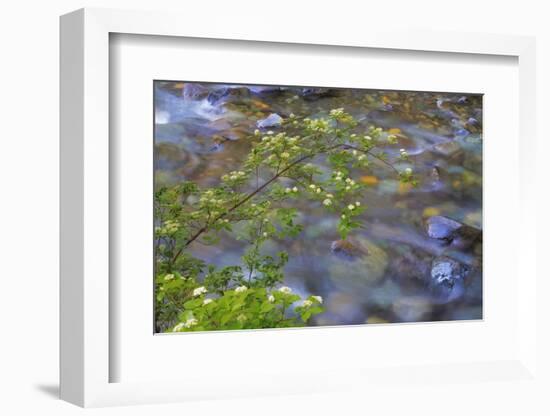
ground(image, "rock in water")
xmin=256 ymin=113 xmax=283 ymax=129
xmin=424 ymin=216 xmax=462 ymax=242
xmin=424 ymin=215 xmax=481 ymax=249
xmin=330 ymin=239 xmax=367 ymax=260
xmin=329 ymin=238 xmax=388 ymax=289
xmin=430 ymin=256 xmax=470 ymax=303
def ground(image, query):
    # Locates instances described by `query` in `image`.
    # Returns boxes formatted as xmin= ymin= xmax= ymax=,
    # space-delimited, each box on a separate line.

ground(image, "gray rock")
xmin=429 ymin=256 xmax=470 ymax=302
xmin=257 ymin=113 xmax=283 ymax=129
xmin=424 ymin=216 xmax=481 ymax=249
xmin=425 ymin=216 xmax=463 ymax=242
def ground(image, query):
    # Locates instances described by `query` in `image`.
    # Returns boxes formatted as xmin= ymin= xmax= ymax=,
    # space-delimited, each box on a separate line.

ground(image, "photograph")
xmin=154 ymin=81 xmax=483 ymax=333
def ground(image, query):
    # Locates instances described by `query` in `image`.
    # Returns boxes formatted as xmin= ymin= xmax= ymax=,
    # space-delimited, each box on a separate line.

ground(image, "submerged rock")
xmin=429 ymin=256 xmax=470 ymax=302
xmin=330 ymin=239 xmax=368 ymax=260
xmin=433 ymin=140 xmax=463 ymax=157
xmin=256 ymin=113 xmax=283 ymax=129
xmin=328 ymin=237 xmax=388 ymax=288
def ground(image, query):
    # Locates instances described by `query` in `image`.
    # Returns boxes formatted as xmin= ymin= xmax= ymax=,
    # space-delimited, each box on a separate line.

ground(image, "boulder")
xmin=424 ymin=215 xmax=481 ymax=249
xmin=429 ymin=256 xmax=470 ymax=303
xmin=256 ymin=113 xmax=283 ymax=129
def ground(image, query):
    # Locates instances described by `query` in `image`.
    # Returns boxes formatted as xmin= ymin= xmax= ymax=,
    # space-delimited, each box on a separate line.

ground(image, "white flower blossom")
xmin=341 ymin=214 xmax=346 ymax=219
xmin=292 ymin=186 xmax=298 ymax=193
xmin=285 ymin=187 xmax=292 ymax=193
xmin=323 ymin=199 xmax=332 ymax=206
xmin=184 ymin=318 xmax=198 ymax=328
xmin=173 ymin=318 xmax=198 ymax=331
xmin=326 ymin=193 xmax=334 ymax=199
xmin=164 ymin=274 xmax=175 ymax=281
xmin=348 ymin=204 xmax=355 ymax=210
xmin=203 ymin=298 xmax=213 ymax=305
xmin=193 ymin=286 xmax=207 ymax=297
xmin=309 ymin=184 xmax=316 ymax=189
xmin=312 ymin=295 xmax=323 ymax=304
xmin=235 ymin=285 xmax=248 ymax=293
xmin=278 ymin=286 xmax=292 ymax=294
xmin=254 ymin=129 xmax=260 ymax=136
xmin=405 ymin=167 xmax=413 ymax=175
xmin=173 ymin=323 xmax=185 ymax=332
xmin=316 ymin=188 xmax=321 ymax=193
xmin=267 ymin=130 xmax=274 ymax=135
xmin=355 ymin=201 xmax=361 ymax=206
xmin=268 ymin=294 xmax=275 ymax=303
xmin=263 ymin=232 xmax=268 ymax=237
xmin=302 ymin=300 xmax=313 ymax=308
xmin=280 ymin=152 xmax=290 ymax=159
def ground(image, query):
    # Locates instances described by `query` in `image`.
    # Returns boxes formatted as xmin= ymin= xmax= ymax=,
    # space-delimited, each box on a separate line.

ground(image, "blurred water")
xmin=154 ymin=81 xmax=483 ymax=325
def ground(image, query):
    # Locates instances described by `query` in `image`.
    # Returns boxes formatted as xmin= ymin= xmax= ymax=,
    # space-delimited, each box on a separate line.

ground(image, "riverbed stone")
xmin=256 ymin=113 xmax=283 ymax=129
xmin=429 ymin=256 xmax=470 ymax=303
xmin=424 ymin=215 xmax=481 ymax=249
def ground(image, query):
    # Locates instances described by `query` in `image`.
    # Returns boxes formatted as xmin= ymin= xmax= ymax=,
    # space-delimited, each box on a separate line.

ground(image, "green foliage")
xmin=155 ymin=108 xmax=415 ymax=332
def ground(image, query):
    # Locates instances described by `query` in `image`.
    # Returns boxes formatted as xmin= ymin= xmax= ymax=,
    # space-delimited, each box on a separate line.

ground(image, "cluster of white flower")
xmin=329 ymin=108 xmax=345 ymax=117
xmin=267 ymin=294 xmax=275 ymax=303
xmin=399 ymin=148 xmax=408 ymax=157
xmin=203 ymin=298 xmax=213 ymax=305
xmin=164 ymin=273 xmax=175 ymax=281
xmin=192 ymin=286 xmax=208 ymax=297
xmin=345 ymin=178 xmax=356 ymax=186
xmin=304 ymin=117 xmax=330 ymax=133
xmin=226 ymin=170 xmax=247 ymax=181
xmin=285 ymin=186 xmax=299 ymax=194
xmin=323 ymin=199 xmax=332 ymax=206
xmin=278 ymin=286 xmax=292 ymax=294
xmin=347 ymin=202 xmax=361 ymax=211
xmin=404 ymin=167 xmax=413 ymax=175
xmin=302 ymin=300 xmax=313 ymax=308
xmin=311 ymin=295 xmax=323 ymax=304
xmin=387 ymin=134 xmax=398 ymax=144
xmin=173 ymin=317 xmax=198 ymax=331
xmin=235 ymin=285 xmax=248 ymax=293
xmin=162 ymin=220 xmax=179 ymax=234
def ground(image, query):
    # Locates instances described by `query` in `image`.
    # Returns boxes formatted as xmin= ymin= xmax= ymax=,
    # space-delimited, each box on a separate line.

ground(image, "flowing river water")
xmin=155 ymin=81 xmax=483 ymax=325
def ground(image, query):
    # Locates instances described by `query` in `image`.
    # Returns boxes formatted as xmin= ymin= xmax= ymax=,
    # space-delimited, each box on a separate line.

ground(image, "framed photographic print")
xmin=60 ymin=7 xmax=541 ymax=408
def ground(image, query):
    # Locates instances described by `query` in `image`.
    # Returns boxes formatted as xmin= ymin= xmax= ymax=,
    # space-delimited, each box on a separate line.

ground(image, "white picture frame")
xmin=60 ymin=7 xmax=539 ymax=408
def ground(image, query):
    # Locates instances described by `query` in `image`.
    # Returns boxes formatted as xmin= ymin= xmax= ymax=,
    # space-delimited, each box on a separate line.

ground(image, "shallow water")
xmin=155 ymin=82 xmax=483 ymax=325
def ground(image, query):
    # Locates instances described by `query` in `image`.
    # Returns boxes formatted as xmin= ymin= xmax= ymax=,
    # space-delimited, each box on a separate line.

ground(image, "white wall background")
xmin=0 ymin=1 xmax=548 ymax=414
